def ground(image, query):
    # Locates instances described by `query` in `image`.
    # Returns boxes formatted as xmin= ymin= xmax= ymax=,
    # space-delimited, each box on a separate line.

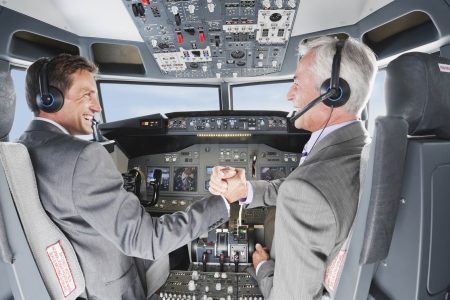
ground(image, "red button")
xmin=177 ymin=33 xmax=183 ymax=44
xmin=199 ymin=31 xmax=205 ymax=43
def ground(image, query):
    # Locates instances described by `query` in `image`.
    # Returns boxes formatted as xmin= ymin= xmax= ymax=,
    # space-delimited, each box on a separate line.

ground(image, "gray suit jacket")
xmin=248 ymin=121 xmax=369 ymax=300
xmin=19 ymin=120 xmax=229 ymax=300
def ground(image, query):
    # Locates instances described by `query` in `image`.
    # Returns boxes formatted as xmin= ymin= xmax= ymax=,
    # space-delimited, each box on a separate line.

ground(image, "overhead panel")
xmin=123 ymin=0 xmax=300 ymax=78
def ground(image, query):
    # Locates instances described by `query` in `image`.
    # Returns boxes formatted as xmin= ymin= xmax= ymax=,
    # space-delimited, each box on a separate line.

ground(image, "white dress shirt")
xmin=34 ymin=117 xmax=69 ymax=134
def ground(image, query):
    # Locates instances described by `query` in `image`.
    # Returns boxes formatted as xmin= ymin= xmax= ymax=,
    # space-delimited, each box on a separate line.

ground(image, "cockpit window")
xmin=231 ymin=81 xmax=293 ymax=112
xmin=99 ymin=83 xmax=220 ymax=122
xmin=10 ymin=69 xmax=33 ymax=141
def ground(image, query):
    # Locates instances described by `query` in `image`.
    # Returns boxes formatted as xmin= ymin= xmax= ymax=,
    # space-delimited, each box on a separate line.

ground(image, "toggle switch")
xmin=208 ymin=3 xmax=215 ymax=12
xmin=188 ymin=280 xmax=196 ymax=291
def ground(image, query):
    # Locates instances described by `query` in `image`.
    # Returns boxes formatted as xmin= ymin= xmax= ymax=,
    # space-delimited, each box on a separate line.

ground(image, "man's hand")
xmin=223 ymin=168 xmax=247 ymax=203
xmin=252 ymin=243 xmax=269 ymax=270
xmin=208 ymin=166 xmax=237 ymax=195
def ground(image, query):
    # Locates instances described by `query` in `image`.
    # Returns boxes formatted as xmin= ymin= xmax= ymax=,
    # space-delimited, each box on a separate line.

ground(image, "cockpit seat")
xmin=334 ymin=52 xmax=450 ymax=300
xmin=0 ymin=70 xmax=85 ymax=299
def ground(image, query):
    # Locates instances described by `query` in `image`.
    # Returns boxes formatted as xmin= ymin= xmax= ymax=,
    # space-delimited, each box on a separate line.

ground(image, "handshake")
xmin=208 ymin=166 xmax=248 ymax=203
xmin=209 ymin=166 xmax=270 ymax=269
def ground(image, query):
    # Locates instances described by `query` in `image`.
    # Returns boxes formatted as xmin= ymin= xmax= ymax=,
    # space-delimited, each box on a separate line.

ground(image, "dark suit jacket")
xmin=248 ymin=121 xmax=369 ymax=300
xmin=19 ymin=120 xmax=229 ymax=299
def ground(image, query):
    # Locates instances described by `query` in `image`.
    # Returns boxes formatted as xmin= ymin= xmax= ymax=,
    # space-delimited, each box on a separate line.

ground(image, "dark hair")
xmin=25 ymin=53 xmax=98 ymax=115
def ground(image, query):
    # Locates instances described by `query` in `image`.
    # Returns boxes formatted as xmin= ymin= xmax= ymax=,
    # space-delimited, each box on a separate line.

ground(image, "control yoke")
xmin=148 ymin=169 xmax=162 ymax=206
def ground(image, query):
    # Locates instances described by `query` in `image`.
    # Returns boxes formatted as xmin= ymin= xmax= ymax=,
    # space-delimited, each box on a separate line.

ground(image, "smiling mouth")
xmin=82 ymin=114 xmax=93 ymax=122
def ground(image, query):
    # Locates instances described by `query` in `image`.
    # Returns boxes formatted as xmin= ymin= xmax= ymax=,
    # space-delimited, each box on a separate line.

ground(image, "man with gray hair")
xmin=209 ymin=36 xmax=377 ymax=299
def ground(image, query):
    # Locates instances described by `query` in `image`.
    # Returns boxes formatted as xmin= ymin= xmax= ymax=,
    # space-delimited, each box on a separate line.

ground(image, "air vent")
xmin=91 ymin=43 xmax=145 ymax=76
xmin=9 ymin=31 xmax=79 ymax=61
xmin=363 ymin=11 xmax=438 ymax=59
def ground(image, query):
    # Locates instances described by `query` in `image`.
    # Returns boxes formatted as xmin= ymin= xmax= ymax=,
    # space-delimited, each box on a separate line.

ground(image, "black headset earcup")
xmin=36 ymin=86 xmax=64 ymax=113
xmin=320 ymin=78 xmax=351 ymax=108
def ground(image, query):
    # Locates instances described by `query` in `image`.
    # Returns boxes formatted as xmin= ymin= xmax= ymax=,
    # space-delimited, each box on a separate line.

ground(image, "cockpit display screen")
xmin=147 ymin=167 xmax=170 ymax=191
xmin=173 ymin=167 xmax=198 ymax=192
xmin=206 ymin=166 xmax=213 ymax=175
xmin=260 ymin=166 xmax=286 ymax=181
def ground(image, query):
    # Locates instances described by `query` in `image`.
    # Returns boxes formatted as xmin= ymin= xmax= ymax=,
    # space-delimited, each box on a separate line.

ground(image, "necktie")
xmin=299 ymin=150 xmax=308 ymax=165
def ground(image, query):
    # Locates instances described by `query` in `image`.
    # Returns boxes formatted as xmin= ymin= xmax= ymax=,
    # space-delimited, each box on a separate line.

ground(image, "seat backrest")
xmin=333 ymin=116 xmax=408 ymax=300
xmin=371 ymin=53 xmax=450 ymax=300
xmin=0 ymin=70 xmax=85 ymax=299
xmin=335 ymin=52 xmax=450 ymax=300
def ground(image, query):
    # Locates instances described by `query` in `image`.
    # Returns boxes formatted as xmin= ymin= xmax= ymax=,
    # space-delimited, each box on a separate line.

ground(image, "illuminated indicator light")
xmin=197 ymin=133 xmax=252 ymax=137
xmin=177 ymin=33 xmax=183 ymax=44
xmin=199 ymin=31 xmax=205 ymax=43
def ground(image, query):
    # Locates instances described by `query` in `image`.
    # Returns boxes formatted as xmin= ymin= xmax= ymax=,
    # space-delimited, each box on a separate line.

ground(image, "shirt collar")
xmin=303 ymin=120 xmax=358 ymax=154
xmin=33 ymin=117 xmax=70 ymax=135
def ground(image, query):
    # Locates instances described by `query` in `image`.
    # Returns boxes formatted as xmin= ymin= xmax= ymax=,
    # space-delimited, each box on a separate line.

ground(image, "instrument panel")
xmin=115 ymin=111 xmax=305 ymax=299
xmin=100 ymin=111 xmax=308 ymax=158
xmin=128 ymin=143 xmax=299 ymax=217
xmin=166 ymin=115 xmax=288 ymax=132
xmin=126 ymin=143 xmax=298 ymax=299
xmin=123 ymin=0 xmax=300 ymax=78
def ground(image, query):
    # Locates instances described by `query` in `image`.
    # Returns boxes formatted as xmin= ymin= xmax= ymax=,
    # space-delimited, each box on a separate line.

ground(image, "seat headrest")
xmin=0 ymin=71 xmax=16 ymax=142
xmin=385 ymin=52 xmax=450 ymax=139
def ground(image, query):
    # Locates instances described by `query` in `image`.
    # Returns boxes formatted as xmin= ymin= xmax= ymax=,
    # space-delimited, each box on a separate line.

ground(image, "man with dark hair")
xmin=19 ymin=53 xmax=233 ymax=300
xmin=25 ymin=54 xmax=97 ymax=115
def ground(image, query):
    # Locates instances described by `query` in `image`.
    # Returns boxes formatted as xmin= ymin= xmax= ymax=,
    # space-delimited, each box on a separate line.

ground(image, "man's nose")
xmin=91 ymin=99 xmax=102 ymax=112
xmin=287 ymin=86 xmax=295 ymax=101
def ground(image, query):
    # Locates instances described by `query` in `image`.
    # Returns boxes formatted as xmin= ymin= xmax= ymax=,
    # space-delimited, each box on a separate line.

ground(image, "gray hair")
xmin=298 ymin=36 xmax=377 ymax=116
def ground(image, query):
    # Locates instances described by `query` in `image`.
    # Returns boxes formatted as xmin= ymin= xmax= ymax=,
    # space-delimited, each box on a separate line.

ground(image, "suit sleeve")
xmin=71 ymin=143 xmax=229 ymax=260
xmin=246 ymin=178 xmax=285 ymax=208
xmin=256 ymin=178 xmax=337 ymax=300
